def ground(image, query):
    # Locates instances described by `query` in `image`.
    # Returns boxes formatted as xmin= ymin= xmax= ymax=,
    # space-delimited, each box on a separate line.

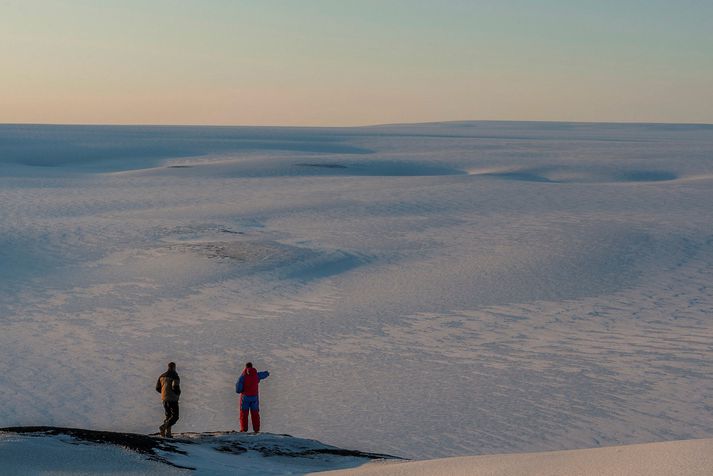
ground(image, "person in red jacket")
xmin=235 ymin=362 xmax=269 ymax=433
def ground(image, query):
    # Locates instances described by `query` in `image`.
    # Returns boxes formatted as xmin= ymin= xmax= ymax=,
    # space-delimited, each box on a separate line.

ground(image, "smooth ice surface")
xmin=1 ymin=121 xmax=712 ymax=459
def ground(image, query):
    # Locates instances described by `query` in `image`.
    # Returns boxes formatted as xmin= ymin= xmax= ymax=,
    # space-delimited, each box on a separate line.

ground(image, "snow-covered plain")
xmin=1 ymin=121 xmax=712 ymax=464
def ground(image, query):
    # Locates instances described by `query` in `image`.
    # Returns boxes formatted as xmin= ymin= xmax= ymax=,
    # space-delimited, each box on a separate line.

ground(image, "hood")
xmin=244 ymin=367 xmax=257 ymax=376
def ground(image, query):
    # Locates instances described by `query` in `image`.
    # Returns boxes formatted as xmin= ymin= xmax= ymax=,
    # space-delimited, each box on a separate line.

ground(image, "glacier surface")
xmin=1 ymin=121 xmax=712 ymax=459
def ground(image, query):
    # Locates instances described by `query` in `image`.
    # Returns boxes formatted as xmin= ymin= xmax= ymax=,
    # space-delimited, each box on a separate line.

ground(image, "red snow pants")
xmin=239 ymin=395 xmax=260 ymax=432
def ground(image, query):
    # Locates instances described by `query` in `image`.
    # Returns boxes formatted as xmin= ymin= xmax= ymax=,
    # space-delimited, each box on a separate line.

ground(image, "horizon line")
xmin=1 ymin=118 xmax=712 ymax=129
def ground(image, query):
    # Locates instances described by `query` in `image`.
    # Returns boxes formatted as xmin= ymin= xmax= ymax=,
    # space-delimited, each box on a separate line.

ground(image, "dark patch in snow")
xmin=296 ymin=163 xmax=349 ymax=169
xmin=215 ymin=441 xmax=248 ymax=454
xmin=167 ymin=239 xmax=369 ymax=282
xmin=179 ymin=431 xmax=402 ymax=461
xmin=258 ymin=446 xmax=397 ymax=459
xmin=474 ymin=166 xmax=679 ymax=184
xmin=484 ymin=171 xmax=556 ymax=183
xmin=169 ymin=241 xmax=288 ymax=262
xmin=616 ymin=170 xmax=677 ymax=182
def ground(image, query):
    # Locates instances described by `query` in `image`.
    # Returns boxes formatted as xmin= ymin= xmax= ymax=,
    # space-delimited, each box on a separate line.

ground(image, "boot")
xmin=159 ymin=425 xmax=166 ymax=437
xmin=165 ymin=427 xmax=172 ymax=438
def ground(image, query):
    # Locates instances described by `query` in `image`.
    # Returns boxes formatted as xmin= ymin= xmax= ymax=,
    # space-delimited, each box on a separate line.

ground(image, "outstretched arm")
xmin=258 ymin=371 xmax=270 ymax=380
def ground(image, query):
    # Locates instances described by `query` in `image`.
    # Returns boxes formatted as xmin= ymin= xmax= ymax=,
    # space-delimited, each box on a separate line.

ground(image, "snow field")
xmin=0 ymin=122 xmax=712 ymax=460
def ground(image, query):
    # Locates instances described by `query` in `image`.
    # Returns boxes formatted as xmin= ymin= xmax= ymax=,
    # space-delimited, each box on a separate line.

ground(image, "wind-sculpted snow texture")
xmin=0 ymin=122 xmax=712 ymax=459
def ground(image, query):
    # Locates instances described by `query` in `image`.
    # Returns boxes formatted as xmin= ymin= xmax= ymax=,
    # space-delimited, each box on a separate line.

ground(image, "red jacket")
xmin=241 ymin=368 xmax=260 ymax=396
xmin=236 ymin=367 xmax=270 ymax=396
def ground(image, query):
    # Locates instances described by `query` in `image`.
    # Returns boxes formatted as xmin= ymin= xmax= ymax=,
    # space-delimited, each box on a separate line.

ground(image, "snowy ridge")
xmin=0 ymin=427 xmax=397 ymax=475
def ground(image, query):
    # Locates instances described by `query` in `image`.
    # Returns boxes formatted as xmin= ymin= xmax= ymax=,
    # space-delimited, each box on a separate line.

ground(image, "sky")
xmin=1 ymin=0 xmax=712 ymax=126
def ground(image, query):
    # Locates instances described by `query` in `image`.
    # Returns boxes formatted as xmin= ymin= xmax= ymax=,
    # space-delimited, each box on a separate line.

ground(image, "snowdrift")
xmin=327 ymin=438 xmax=713 ymax=476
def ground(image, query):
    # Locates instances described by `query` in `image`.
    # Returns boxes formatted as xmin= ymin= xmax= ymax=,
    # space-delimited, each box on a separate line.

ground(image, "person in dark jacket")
xmin=155 ymin=362 xmax=181 ymax=438
xmin=235 ymin=362 xmax=269 ymax=433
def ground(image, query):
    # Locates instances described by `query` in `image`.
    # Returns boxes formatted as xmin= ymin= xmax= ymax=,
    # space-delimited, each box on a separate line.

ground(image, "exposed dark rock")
xmin=215 ymin=442 xmax=248 ymax=455
xmin=253 ymin=445 xmax=398 ymax=460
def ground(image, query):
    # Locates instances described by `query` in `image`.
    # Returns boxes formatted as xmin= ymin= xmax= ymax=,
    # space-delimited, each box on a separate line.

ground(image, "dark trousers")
xmin=163 ymin=400 xmax=180 ymax=428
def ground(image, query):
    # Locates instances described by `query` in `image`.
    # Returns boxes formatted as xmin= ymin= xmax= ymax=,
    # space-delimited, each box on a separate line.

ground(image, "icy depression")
xmin=0 ymin=121 xmax=712 ymax=459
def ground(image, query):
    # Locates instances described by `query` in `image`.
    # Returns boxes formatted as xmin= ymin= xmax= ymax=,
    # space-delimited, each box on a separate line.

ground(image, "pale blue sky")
xmin=1 ymin=0 xmax=711 ymax=125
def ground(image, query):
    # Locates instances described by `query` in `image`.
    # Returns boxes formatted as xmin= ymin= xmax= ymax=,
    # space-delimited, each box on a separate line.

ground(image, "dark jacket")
xmin=156 ymin=370 xmax=181 ymax=402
